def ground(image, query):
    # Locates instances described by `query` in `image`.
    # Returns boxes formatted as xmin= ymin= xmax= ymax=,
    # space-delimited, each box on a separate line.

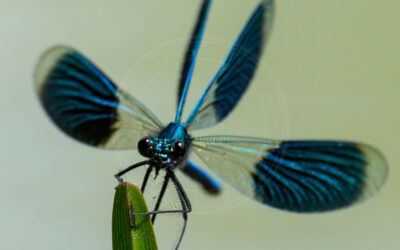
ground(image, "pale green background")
xmin=1 ymin=0 xmax=399 ymax=249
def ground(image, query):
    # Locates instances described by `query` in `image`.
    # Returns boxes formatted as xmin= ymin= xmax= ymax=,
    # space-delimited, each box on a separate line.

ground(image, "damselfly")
xmin=34 ymin=0 xmax=388 ymax=249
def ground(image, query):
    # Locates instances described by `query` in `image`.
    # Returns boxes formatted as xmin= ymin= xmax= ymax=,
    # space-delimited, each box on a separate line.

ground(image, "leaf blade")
xmin=112 ymin=182 xmax=158 ymax=250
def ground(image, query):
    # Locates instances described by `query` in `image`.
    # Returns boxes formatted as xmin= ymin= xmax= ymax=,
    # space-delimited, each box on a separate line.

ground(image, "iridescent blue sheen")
xmin=252 ymin=141 xmax=367 ymax=212
xmin=39 ymin=48 xmax=119 ymax=146
xmin=191 ymin=136 xmax=386 ymax=213
xmin=181 ymin=160 xmax=221 ymax=194
xmin=186 ymin=0 xmax=274 ymax=129
xmin=158 ymin=122 xmax=190 ymax=142
xmin=149 ymin=138 xmax=173 ymax=161
xmin=176 ymin=0 xmax=211 ymax=122
xmin=35 ymin=0 xmax=387 ymax=222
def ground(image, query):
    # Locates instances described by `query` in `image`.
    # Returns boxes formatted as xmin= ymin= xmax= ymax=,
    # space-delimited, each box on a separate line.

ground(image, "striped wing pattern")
xmin=34 ymin=46 xmax=163 ymax=149
xmin=186 ymin=0 xmax=275 ymax=130
xmin=176 ymin=0 xmax=212 ymax=122
xmin=191 ymin=136 xmax=387 ymax=212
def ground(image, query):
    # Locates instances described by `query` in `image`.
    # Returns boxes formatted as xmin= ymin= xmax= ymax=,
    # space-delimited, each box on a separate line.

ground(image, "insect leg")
xmin=131 ymin=171 xmax=191 ymax=217
xmin=168 ymin=169 xmax=192 ymax=213
xmin=168 ymin=169 xmax=192 ymax=250
xmin=114 ymin=160 xmax=150 ymax=183
xmin=141 ymin=165 xmax=154 ymax=193
xmin=151 ymin=172 xmax=170 ymax=224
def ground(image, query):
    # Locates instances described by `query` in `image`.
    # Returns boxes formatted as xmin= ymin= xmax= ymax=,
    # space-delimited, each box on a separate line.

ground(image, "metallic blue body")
xmin=181 ymin=160 xmax=221 ymax=194
xmin=143 ymin=122 xmax=221 ymax=192
xmin=158 ymin=122 xmax=190 ymax=142
xmin=148 ymin=122 xmax=191 ymax=165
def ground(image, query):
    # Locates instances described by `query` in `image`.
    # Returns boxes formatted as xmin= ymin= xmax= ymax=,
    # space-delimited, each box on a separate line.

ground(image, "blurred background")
xmin=1 ymin=0 xmax=399 ymax=249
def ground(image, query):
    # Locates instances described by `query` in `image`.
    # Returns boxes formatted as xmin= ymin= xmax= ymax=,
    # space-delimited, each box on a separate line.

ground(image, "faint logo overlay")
xmin=113 ymin=37 xmax=290 ymax=214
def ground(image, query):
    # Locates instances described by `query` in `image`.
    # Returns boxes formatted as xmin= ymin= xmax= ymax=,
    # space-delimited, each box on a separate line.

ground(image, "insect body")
xmin=34 ymin=0 xmax=388 ymax=249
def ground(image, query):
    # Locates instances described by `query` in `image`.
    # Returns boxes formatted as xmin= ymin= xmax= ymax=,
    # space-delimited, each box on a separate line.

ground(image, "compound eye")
xmin=138 ymin=137 xmax=151 ymax=157
xmin=170 ymin=140 xmax=187 ymax=160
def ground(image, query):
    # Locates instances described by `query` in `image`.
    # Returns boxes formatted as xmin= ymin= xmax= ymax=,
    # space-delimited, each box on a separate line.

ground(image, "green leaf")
xmin=112 ymin=182 xmax=158 ymax=250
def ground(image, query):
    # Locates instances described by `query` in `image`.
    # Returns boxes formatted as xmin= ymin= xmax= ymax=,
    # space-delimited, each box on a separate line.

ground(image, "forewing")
xmin=176 ymin=0 xmax=212 ymax=122
xmin=191 ymin=136 xmax=388 ymax=212
xmin=186 ymin=0 xmax=275 ymax=130
xmin=34 ymin=46 xmax=163 ymax=149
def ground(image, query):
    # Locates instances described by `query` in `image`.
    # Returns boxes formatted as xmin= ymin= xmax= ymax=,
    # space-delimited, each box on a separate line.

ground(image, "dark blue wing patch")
xmin=35 ymin=46 xmax=163 ymax=149
xmin=177 ymin=0 xmax=211 ymax=106
xmin=176 ymin=0 xmax=212 ymax=122
xmin=211 ymin=4 xmax=265 ymax=119
xmin=252 ymin=141 xmax=387 ymax=212
xmin=36 ymin=47 xmax=118 ymax=146
xmin=192 ymin=136 xmax=387 ymax=213
xmin=186 ymin=0 xmax=275 ymax=130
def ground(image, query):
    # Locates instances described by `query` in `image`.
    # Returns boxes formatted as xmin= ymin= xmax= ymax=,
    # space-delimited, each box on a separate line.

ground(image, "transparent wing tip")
xmin=357 ymin=143 xmax=389 ymax=201
xmin=34 ymin=45 xmax=71 ymax=94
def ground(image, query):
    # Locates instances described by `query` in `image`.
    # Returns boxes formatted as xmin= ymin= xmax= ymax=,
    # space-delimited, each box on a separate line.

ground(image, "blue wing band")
xmin=192 ymin=136 xmax=387 ymax=213
xmin=175 ymin=0 xmax=212 ymax=122
xmin=252 ymin=141 xmax=386 ymax=212
xmin=37 ymin=47 xmax=119 ymax=146
xmin=186 ymin=0 xmax=275 ymax=130
xmin=35 ymin=46 xmax=163 ymax=149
